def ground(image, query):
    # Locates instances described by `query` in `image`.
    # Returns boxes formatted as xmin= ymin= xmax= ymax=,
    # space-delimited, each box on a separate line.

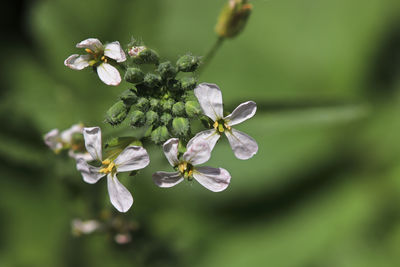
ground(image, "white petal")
xmin=44 ymin=129 xmax=62 ymax=151
xmin=96 ymin=63 xmax=122 ymax=86
xmin=76 ymin=38 xmax=103 ymax=52
xmin=224 ymin=101 xmax=257 ymax=126
xmin=187 ymin=129 xmax=220 ymax=154
xmin=152 ymin=171 xmax=184 ymax=188
xmin=69 ymin=150 xmax=93 ymax=161
xmin=115 ymin=146 xmax=150 ymax=172
xmin=162 ymin=138 xmax=179 ymax=166
xmin=107 ymin=174 xmax=133 ymax=213
xmin=104 ymin=41 xmax=126 ymax=62
xmin=193 ymin=166 xmax=231 ymax=192
xmin=194 ymin=83 xmax=224 ymax=121
xmin=64 ymin=54 xmax=90 ymax=70
xmin=83 ymin=127 xmax=102 ymax=161
xmin=76 ymin=158 xmax=105 ymax=184
xmin=60 ymin=124 xmax=83 ymax=143
xmin=183 ymin=140 xmax=211 ymax=165
xmin=225 ymin=129 xmax=258 ymax=160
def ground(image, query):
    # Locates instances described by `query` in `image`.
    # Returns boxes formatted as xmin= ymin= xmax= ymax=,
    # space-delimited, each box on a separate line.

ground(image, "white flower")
xmin=64 ymin=38 xmax=126 ymax=86
xmin=44 ymin=124 xmax=92 ymax=161
xmin=153 ymin=138 xmax=231 ymax=192
xmin=191 ymin=83 xmax=258 ymax=160
xmin=71 ymin=218 xmax=101 ymax=236
xmin=76 ymin=127 xmax=150 ymax=212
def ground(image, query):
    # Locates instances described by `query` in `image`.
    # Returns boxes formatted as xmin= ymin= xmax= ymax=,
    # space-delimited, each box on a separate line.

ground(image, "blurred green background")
xmin=1 ymin=0 xmax=400 ymax=266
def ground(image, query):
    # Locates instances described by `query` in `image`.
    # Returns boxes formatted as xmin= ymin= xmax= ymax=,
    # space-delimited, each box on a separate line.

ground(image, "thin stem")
xmin=199 ymin=37 xmax=225 ymax=75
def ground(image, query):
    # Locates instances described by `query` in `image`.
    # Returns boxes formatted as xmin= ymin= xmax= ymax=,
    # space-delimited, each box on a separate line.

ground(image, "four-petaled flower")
xmin=64 ymin=38 xmax=126 ymax=86
xmin=191 ymin=83 xmax=258 ymax=160
xmin=153 ymin=138 xmax=231 ymax=192
xmin=76 ymin=127 xmax=150 ymax=212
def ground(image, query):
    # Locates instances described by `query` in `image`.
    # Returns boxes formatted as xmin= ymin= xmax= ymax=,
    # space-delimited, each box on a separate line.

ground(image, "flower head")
xmin=153 ymin=138 xmax=231 ymax=192
xmin=191 ymin=83 xmax=258 ymax=160
xmin=64 ymin=38 xmax=126 ymax=86
xmin=76 ymin=127 xmax=150 ymax=212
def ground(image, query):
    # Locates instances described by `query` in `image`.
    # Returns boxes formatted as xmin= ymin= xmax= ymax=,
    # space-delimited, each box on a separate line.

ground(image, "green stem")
xmin=199 ymin=37 xmax=225 ymax=75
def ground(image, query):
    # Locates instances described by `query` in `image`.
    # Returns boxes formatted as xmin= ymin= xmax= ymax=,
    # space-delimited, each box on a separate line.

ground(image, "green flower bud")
xmin=167 ymin=79 xmax=181 ymax=92
xmin=185 ymin=101 xmax=201 ymax=117
xmin=172 ymin=117 xmax=189 ymax=136
xmin=151 ymin=126 xmax=169 ymax=144
xmin=215 ymin=0 xmax=252 ymax=38
xmin=172 ymin=102 xmax=185 ymax=116
xmin=176 ymin=54 xmax=200 ymax=72
xmin=180 ymin=77 xmax=197 ymax=91
xmin=132 ymin=48 xmax=160 ymax=65
xmin=149 ymin=98 xmax=160 ymax=109
xmin=105 ymin=100 xmax=129 ymax=126
xmin=162 ymin=98 xmax=175 ymax=111
xmin=124 ymin=68 xmax=144 ymax=84
xmin=157 ymin=61 xmax=177 ymax=79
xmin=145 ymin=110 xmax=159 ymax=125
xmin=144 ymin=73 xmax=162 ymax=88
xmin=119 ymin=89 xmax=138 ymax=106
xmin=160 ymin=113 xmax=172 ymax=125
xmin=130 ymin=110 xmax=145 ymax=127
xmin=136 ymin=97 xmax=149 ymax=111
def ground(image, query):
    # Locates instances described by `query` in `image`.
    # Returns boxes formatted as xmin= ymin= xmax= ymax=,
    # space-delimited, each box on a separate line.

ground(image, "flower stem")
xmin=199 ymin=37 xmax=225 ymax=75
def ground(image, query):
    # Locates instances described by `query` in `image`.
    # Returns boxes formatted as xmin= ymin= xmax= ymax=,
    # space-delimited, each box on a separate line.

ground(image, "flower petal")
xmin=44 ymin=129 xmax=62 ymax=151
xmin=76 ymin=38 xmax=103 ymax=52
xmin=115 ymin=146 xmax=150 ymax=172
xmin=152 ymin=171 xmax=184 ymax=188
xmin=83 ymin=127 xmax=102 ymax=161
xmin=104 ymin=41 xmax=126 ymax=62
xmin=96 ymin=63 xmax=122 ymax=86
xmin=76 ymin=158 xmax=105 ymax=184
xmin=69 ymin=150 xmax=93 ymax=162
xmin=224 ymin=101 xmax=257 ymax=126
xmin=162 ymin=138 xmax=179 ymax=167
xmin=183 ymin=140 xmax=211 ymax=165
xmin=64 ymin=54 xmax=90 ymax=70
xmin=187 ymin=129 xmax=220 ymax=154
xmin=193 ymin=166 xmax=231 ymax=192
xmin=60 ymin=124 xmax=83 ymax=143
xmin=107 ymin=174 xmax=133 ymax=213
xmin=194 ymin=83 xmax=224 ymax=121
xmin=225 ymin=129 xmax=258 ymax=160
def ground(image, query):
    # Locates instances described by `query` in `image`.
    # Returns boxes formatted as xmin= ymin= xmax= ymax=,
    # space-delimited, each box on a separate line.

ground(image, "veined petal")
xmin=76 ymin=158 xmax=105 ymax=184
xmin=64 ymin=54 xmax=90 ymax=70
xmin=187 ymin=129 xmax=220 ymax=154
xmin=107 ymin=174 xmax=133 ymax=213
xmin=115 ymin=146 xmax=150 ymax=172
xmin=183 ymin=140 xmax=211 ymax=166
xmin=83 ymin=127 xmax=102 ymax=161
xmin=97 ymin=63 xmax=122 ymax=86
xmin=104 ymin=41 xmax=126 ymax=62
xmin=225 ymin=129 xmax=258 ymax=160
xmin=44 ymin=129 xmax=62 ymax=151
xmin=76 ymin=38 xmax=103 ymax=52
xmin=60 ymin=124 xmax=83 ymax=143
xmin=194 ymin=83 xmax=224 ymax=121
xmin=69 ymin=150 xmax=93 ymax=162
xmin=162 ymin=138 xmax=179 ymax=166
xmin=224 ymin=101 xmax=257 ymax=126
xmin=193 ymin=166 xmax=231 ymax=192
xmin=152 ymin=171 xmax=184 ymax=188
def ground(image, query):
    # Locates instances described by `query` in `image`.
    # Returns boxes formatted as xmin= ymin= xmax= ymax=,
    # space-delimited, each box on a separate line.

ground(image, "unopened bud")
xmin=145 ymin=110 xmax=159 ymax=125
xmin=149 ymin=98 xmax=160 ymax=109
xmin=124 ymin=68 xmax=144 ymax=84
xmin=161 ymin=98 xmax=175 ymax=111
xmin=167 ymin=79 xmax=181 ymax=92
xmin=157 ymin=61 xmax=177 ymax=79
xmin=128 ymin=46 xmax=146 ymax=57
xmin=130 ymin=110 xmax=145 ymax=127
xmin=131 ymin=47 xmax=159 ymax=65
xmin=160 ymin=113 xmax=172 ymax=125
xmin=143 ymin=73 xmax=162 ymax=87
xmin=105 ymin=100 xmax=129 ymax=126
xmin=151 ymin=126 xmax=170 ymax=144
xmin=180 ymin=77 xmax=197 ymax=91
xmin=119 ymin=89 xmax=137 ymax=106
xmin=136 ymin=97 xmax=149 ymax=111
xmin=172 ymin=117 xmax=189 ymax=136
xmin=172 ymin=102 xmax=185 ymax=116
xmin=185 ymin=101 xmax=201 ymax=117
xmin=215 ymin=0 xmax=252 ymax=38
xmin=176 ymin=54 xmax=200 ymax=72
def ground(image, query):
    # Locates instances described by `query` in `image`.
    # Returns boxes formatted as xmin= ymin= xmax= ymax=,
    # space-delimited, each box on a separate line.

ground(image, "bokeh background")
xmin=1 ymin=0 xmax=400 ymax=266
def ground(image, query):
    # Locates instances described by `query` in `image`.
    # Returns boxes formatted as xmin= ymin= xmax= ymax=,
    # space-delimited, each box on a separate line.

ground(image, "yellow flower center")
xmin=178 ymin=161 xmax=194 ymax=179
xmin=213 ymin=119 xmax=231 ymax=133
xmin=99 ymin=159 xmax=116 ymax=174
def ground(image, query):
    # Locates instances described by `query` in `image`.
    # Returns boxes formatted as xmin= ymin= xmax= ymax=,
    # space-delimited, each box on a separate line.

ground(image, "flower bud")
xmin=151 ymin=126 xmax=170 ymax=144
xmin=149 ymin=98 xmax=160 ymax=109
xmin=172 ymin=117 xmax=189 ymax=136
xmin=128 ymin=46 xmax=146 ymax=57
xmin=131 ymin=48 xmax=159 ymax=65
xmin=143 ymin=73 xmax=162 ymax=88
xmin=157 ymin=61 xmax=177 ymax=79
xmin=136 ymin=97 xmax=149 ymax=111
xmin=167 ymin=79 xmax=181 ymax=92
xmin=161 ymin=98 xmax=175 ymax=111
xmin=130 ymin=110 xmax=145 ymax=127
xmin=160 ymin=113 xmax=172 ymax=125
xmin=172 ymin=102 xmax=185 ymax=116
xmin=145 ymin=110 xmax=159 ymax=125
xmin=185 ymin=101 xmax=201 ymax=117
xmin=179 ymin=77 xmax=197 ymax=91
xmin=215 ymin=0 xmax=252 ymax=38
xmin=119 ymin=89 xmax=137 ymax=106
xmin=105 ymin=100 xmax=129 ymax=126
xmin=176 ymin=54 xmax=200 ymax=72
xmin=124 ymin=68 xmax=144 ymax=84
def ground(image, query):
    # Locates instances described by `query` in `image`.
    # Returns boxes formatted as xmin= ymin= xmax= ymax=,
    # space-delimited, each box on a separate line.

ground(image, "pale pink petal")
xmin=83 ymin=127 xmax=102 ymax=161
xmin=76 ymin=158 xmax=106 ymax=184
xmin=162 ymin=138 xmax=179 ymax=167
xmin=44 ymin=129 xmax=62 ymax=151
xmin=152 ymin=171 xmax=184 ymax=188
xmin=64 ymin=54 xmax=90 ymax=70
xmin=194 ymin=83 xmax=224 ymax=121
xmin=104 ymin=41 xmax=126 ymax=62
xmin=193 ymin=166 xmax=231 ymax=192
xmin=76 ymin=38 xmax=103 ymax=52
xmin=107 ymin=173 xmax=133 ymax=213
xmin=225 ymin=129 xmax=258 ymax=160
xmin=60 ymin=124 xmax=84 ymax=143
xmin=187 ymin=129 xmax=220 ymax=154
xmin=96 ymin=63 xmax=122 ymax=86
xmin=224 ymin=101 xmax=257 ymax=126
xmin=114 ymin=146 xmax=150 ymax=172
xmin=183 ymin=140 xmax=211 ymax=166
